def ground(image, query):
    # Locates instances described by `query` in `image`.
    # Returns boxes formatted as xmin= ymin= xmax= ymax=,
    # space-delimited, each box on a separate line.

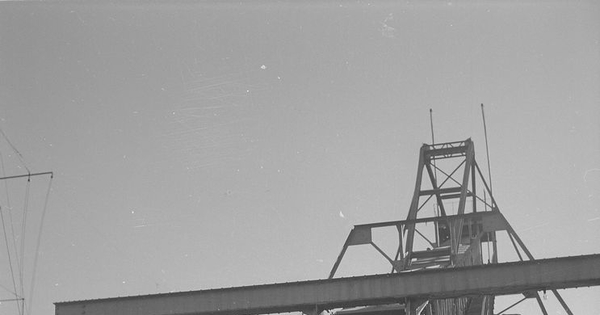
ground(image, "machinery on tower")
xmin=329 ymin=138 xmax=571 ymax=315
xmin=55 ymin=138 xmax=600 ymax=315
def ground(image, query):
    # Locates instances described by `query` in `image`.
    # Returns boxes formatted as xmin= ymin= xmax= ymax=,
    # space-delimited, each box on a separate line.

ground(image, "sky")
xmin=0 ymin=1 xmax=599 ymax=314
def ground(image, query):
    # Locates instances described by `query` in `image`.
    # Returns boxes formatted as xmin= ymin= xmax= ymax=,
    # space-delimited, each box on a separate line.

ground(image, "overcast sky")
xmin=0 ymin=1 xmax=599 ymax=314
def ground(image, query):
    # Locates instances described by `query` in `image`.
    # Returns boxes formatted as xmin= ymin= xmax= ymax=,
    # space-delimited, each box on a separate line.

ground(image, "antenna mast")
xmin=429 ymin=108 xmax=435 ymax=145
xmin=429 ymin=109 xmax=437 ymax=181
xmin=481 ymin=103 xmax=493 ymax=196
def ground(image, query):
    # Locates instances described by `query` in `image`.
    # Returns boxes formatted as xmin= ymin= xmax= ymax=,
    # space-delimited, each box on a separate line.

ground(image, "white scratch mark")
xmin=584 ymin=168 xmax=600 ymax=182
xmin=380 ymin=13 xmax=395 ymax=38
xmin=520 ymin=222 xmax=549 ymax=232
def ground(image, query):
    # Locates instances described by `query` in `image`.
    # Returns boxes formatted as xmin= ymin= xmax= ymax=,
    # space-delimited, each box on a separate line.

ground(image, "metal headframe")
xmin=328 ymin=139 xmax=573 ymax=315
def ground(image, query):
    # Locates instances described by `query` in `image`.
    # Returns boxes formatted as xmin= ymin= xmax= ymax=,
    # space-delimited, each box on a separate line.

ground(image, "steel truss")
xmin=54 ymin=254 xmax=600 ymax=315
xmin=55 ymin=139 xmax=599 ymax=315
xmin=329 ymin=139 xmax=574 ymax=315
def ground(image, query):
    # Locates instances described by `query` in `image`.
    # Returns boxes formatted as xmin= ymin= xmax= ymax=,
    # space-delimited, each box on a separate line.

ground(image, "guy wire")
xmin=0 ymin=127 xmax=30 ymax=175
xmin=0 ymin=206 xmax=22 ymax=315
xmin=27 ymin=174 xmax=53 ymax=315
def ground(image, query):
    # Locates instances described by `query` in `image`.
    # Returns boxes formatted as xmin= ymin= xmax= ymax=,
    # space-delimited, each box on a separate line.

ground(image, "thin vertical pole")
xmin=481 ymin=104 xmax=493 ymax=195
xmin=429 ymin=109 xmax=440 ymax=246
xmin=429 ymin=109 xmax=435 ymax=145
xmin=429 ymin=109 xmax=437 ymax=181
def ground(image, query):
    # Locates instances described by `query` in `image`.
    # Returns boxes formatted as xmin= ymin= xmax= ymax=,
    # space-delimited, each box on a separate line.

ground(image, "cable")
xmin=0 ymin=153 xmax=23 ymax=315
xmin=0 ymin=206 xmax=22 ymax=315
xmin=0 ymin=127 xmax=30 ymax=174
xmin=0 ymin=127 xmax=45 ymax=315
xmin=27 ymin=174 xmax=53 ymax=315
xmin=0 ymin=153 xmax=22 ymax=279
xmin=18 ymin=177 xmax=31 ymax=315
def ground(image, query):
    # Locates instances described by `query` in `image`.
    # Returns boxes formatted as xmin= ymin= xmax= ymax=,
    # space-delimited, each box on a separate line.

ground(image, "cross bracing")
xmin=55 ymin=139 xmax=600 ymax=315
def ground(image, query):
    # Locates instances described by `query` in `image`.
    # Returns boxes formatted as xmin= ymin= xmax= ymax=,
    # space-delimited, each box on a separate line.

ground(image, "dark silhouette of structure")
xmin=55 ymin=139 xmax=600 ymax=315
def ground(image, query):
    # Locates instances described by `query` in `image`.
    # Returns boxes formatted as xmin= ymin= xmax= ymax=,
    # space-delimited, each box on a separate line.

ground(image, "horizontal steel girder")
xmin=55 ymin=254 xmax=600 ymax=315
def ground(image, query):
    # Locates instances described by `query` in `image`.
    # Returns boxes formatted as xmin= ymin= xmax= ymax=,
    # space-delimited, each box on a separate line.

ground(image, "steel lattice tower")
xmin=56 ymin=138 xmax=600 ymax=315
xmin=329 ymin=139 xmax=573 ymax=315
